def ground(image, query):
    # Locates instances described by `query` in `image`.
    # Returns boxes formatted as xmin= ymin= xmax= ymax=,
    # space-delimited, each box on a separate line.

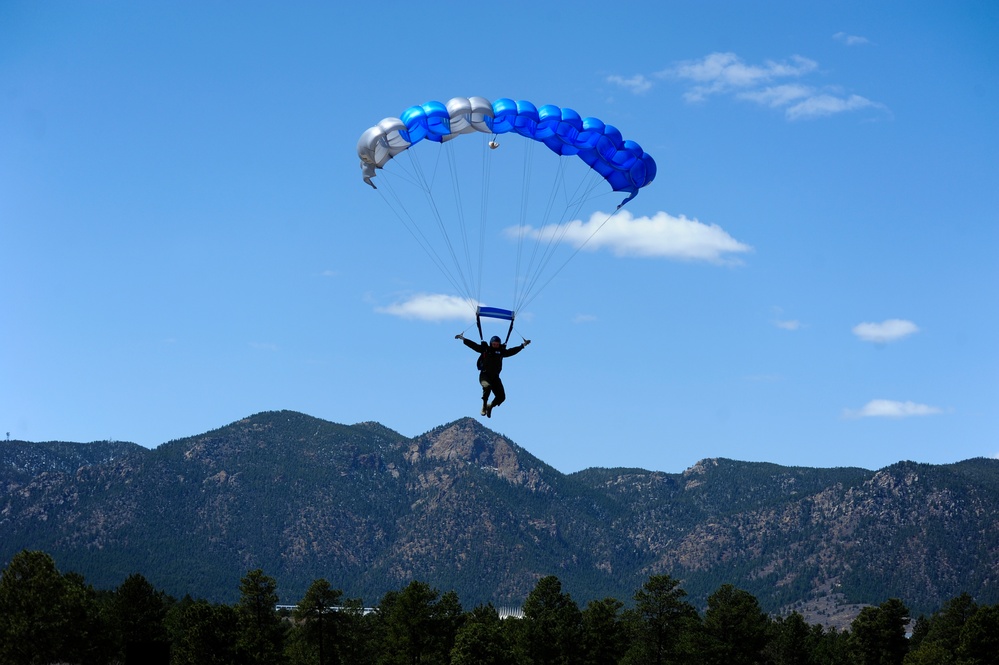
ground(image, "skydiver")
xmin=455 ymin=333 xmax=531 ymax=418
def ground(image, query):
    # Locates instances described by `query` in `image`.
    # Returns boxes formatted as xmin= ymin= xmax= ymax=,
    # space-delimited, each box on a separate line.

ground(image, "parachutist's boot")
xmin=481 ymin=400 xmax=489 ymax=416
xmin=485 ymin=401 xmax=495 ymax=418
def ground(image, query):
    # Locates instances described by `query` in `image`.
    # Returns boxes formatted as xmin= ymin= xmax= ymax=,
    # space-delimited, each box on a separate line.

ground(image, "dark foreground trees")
xmin=0 ymin=550 xmax=112 ymax=665
xmin=905 ymin=592 xmax=999 ymax=665
xmin=167 ymin=597 xmax=240 ymax=665
xmin=622 ymin=573 xmax=700 ymax=664
xmin=237 ymin=568 xmax=286 ymax=663
xmin=519 ymin=575 xmax=583 ymax=664
xmin=377 ymin=580 xmax=463 ymax=665
xmin=292 ymin=578 xmax=344 ymax=665
xmin=699 ymin=583 xmax=771 ymax=664
xmin=451 ymin=603 xmax=513 ymax=665
xmin=2 ymin=549 xmax=999 ymax=664
xmin=850 ymin=597 xmax=910 ymax=665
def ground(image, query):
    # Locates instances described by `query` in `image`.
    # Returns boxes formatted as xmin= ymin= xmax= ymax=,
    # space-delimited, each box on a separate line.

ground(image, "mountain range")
xmin=2 ymin=410 xmax=996 ymax=625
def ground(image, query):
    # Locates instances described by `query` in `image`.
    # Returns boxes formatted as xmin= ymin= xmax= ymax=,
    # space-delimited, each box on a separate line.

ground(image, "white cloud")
xmin=739 ymin=86 xmax=883 ymax=120
xmin=834 ymin=31 xmax=870 ymax=46
xmin=852 ymin=319 xmax=919 ymax=343
xmin=606 ymin=74 xmax=653 ymax=94
xmin=376 ymin=293 xmax=476 ymax=321
xmin=738 ymin=84 xmax=814 ymax=108
xmin=844 ymin=399 xmax=944 ymax=419
xmin=508 ymin=210 xmax=752 ymax=264
xmin=573 ymin=313 xmax=598 ymax=324
xmin=665 ymin=52 xmax=818 ymax=102
xmin=608 ymin=51 xmax=886 ymax=121
xmin=786 ymin=93 xmax=878 ymax=120
xmin=771 ymin=307 xmax=803 ymax=330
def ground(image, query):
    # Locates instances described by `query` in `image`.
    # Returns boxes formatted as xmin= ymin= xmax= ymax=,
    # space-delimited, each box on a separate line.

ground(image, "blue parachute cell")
xmin=400 ymin=101 xmax=450 ymax=143
xmin=358 ymin=96 xmax=656 ymax=205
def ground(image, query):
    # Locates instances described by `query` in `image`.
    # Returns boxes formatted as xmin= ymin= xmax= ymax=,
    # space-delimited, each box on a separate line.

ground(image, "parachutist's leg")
xmin=490 ymin=379 xmax=506 ymax=409
xmin=480 ymin=373 xmax=492 ymax=415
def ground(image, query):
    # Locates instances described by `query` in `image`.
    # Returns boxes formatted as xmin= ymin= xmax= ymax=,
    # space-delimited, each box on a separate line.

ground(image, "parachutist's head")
xmin=490 ymin=336 xmax=502 ymax=348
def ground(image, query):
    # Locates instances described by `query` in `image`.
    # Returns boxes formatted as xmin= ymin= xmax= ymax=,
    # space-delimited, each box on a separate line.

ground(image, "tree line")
xmin=1 ymin=549 xmax=995 ymax=665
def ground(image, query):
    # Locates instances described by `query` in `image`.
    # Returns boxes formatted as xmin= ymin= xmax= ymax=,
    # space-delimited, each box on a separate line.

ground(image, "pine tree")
xmin=450 ymin=604 xmax=513 ymax=665
xmin=622 ymin=574 xmax=700 ymax=665
xmin=294 ymin=578 xmax=343 ymax=665
xmin=237 ymin=568 xmax=286 ymax=664
xmin=0 ymin=550 xmax=101 ymax=665
xmin=700 ymin=583 xmax=770 ymax=664
xmin=850 ymin=598 xmax=910 ymax=665
xmin=581 ymin=597 xmax=626 ymax=665
xmin=518 ymin=575 xmax=583 ymax=665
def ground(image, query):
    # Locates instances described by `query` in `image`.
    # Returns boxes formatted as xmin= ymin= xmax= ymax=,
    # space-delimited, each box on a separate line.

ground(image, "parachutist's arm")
xmin=504 ymin=341 xmax=529 ymax=357
xmin=461 ymin=338 xmax=483 ymax=352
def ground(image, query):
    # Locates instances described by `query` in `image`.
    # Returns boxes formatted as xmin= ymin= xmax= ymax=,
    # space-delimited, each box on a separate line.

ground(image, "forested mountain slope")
xmin=2 ymin=411 xmax=996 ymax=617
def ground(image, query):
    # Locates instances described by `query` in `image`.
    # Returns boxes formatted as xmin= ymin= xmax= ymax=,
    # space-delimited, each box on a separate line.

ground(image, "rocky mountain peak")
xmin=407 ymin=418 xmax=526 ymax=484
xmin=683 ymin=458 xmax=720 ymax=478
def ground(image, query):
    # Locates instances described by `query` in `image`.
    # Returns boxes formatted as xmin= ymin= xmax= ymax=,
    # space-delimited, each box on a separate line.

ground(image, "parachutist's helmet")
xmin=490 ymin=336 xmax=502 ymax=346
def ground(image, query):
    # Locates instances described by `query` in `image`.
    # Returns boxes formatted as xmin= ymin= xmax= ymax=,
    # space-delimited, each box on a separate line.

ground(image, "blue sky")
xmin=2 ymin=2 xmax=997 ymax=474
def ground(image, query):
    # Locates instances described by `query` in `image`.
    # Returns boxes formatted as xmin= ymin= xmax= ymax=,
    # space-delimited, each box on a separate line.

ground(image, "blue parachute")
xmin=358 ymin=97 xmax=656 ymax=207
xmin=358 ymin=96 xmax=657 ymax=329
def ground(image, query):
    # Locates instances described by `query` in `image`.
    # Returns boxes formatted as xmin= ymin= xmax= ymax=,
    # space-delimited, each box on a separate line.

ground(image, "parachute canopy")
xmin=358 ymin=97 xmax=657 ymax=207
xmin=357 ymin=96 xmax=657 ymax=324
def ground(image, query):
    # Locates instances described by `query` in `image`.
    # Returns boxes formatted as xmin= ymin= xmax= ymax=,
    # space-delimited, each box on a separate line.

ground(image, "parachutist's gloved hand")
xmin=524 ymin=340 xmax=531 ymax=346
xmin=455 ymin=333 xmax=464 ymax=340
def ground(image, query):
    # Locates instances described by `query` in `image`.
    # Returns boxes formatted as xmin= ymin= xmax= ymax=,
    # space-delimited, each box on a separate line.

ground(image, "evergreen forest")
xmin=2 ymin=549 xmax=996 ymax=665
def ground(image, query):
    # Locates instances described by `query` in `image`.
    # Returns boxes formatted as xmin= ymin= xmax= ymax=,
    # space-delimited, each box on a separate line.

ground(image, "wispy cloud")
xmin=376 ymin=293 xmax=475 ymax=321
xmin=786 ymin=93 xmax=879 ymax=120
xmin=606 ymin=74 xmax=653 ymax=94
xmin=738 ymin=84 xmax=813 ymax=108
xmin=852 ymin=319 xmax=919 ymax=343
xmin=607 ymin=51 xmax=885 ymax=120
xmin=666 ymin=52 xmax=818 ymax=102
xmin=771 ymin=306 xmax=804 ymax=331
xmin=834 ymin=31 xmax=871 ymax=46
xmin=844 ymin=399 xmax=945 ymax=419
xmin=508 ymin=210 xmax=752 ymax=264
xmin=573 ymin=313 xmax=598 ymax=324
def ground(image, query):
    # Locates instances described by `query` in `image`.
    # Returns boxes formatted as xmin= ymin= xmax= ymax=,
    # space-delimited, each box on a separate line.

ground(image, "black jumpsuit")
xmin=462 ymin=338 xmax=525 ymax=408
